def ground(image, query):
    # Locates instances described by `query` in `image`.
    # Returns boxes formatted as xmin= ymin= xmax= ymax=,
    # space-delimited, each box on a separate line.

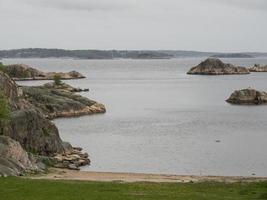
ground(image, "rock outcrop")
xmin=3 ymin=64 xmax=85 ymax=80
xmin=43 ymin=82 xmax=89 ymax=93
xmin=22 ymin=83 xmax=106 ymax=119
xmin=226 ymin=88 xmax=267 ymax=105
xmin=249 ymin=64 xmax=267 ymax=72
xmin=0 ymin=71 xmax=95 ymax=176
xmin=187 ymin=58 xmax=250 ymax=75
xmin=0 ymin=136 xmax=38 ymax=176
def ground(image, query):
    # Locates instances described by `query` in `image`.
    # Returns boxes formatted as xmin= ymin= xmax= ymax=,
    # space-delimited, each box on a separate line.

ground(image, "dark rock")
xmin=187 ymin=58 xmax=250 ymax=75
xmin=226 ymin=88 xmax=267 ymax=105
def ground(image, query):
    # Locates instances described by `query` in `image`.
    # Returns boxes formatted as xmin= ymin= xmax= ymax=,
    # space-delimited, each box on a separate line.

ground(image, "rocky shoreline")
xmin=22 ymin=82 xmax=106 ymax=119
xmin=0 ymin=65 xmax=105 ymax=176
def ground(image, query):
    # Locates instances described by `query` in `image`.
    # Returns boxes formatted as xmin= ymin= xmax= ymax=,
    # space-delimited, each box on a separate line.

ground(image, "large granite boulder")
xmin=226 ymin=88 xmax=267 ymax=105
xmin=0 ymin=136 xmax=38 ymax=177
xmin=249 ymin=64 xmax=267 ymax=72
xmin=3 ymin=64 xmax=85 ymax=80
xmin=7 ymin=109 xmax=65 ymax=156
xmin=187 ymin=58 xmax=250 ymax=75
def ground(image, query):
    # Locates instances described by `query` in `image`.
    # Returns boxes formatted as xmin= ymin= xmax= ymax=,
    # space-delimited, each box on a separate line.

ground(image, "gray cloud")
xmin=205 ymin=0 xmax=267 ymax=11
xmin=0 ymin=0 xmax=267 ymax=51
xmin=21 ymin=0 xmax=135 ymax=12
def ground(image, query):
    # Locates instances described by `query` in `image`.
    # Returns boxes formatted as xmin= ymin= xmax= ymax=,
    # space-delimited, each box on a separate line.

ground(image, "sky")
xmin=0 ymin=0 xmax=267 ymax=52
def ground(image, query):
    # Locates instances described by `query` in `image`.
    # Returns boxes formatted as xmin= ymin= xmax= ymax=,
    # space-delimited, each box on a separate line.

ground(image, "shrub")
xmin=53 ymin=74 xmax=62 ymax=86
xmin=0 ymin=62 xmax=6 ymax=72
xmin=0 ymin=90 xmax=10 ymax=135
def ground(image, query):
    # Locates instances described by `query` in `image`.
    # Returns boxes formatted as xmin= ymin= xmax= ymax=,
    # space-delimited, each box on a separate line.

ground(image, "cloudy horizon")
xmin=0 ymin=0 xmax=267 ymax=52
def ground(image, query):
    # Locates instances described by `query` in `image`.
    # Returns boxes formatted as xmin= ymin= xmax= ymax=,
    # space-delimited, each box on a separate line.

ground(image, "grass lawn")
xmin=0 ymin=177 xmax=267 ymax=200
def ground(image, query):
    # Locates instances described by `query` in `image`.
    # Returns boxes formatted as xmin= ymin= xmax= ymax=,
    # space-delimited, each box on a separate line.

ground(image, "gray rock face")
xmin=249 ymin=64 xmax=267 ymax=72
xmin=0 ymin=136 xmax=38 ymax=177
xmin=0 ymin=71 xmax=92 ymax=176
xmin=7 ymin=109 xmax=64 ymax=156
xmin=187 ymin=58 xmax=250 ymax=75
xmin=226 ymin=88 xmax=267 ymax=105
xmin=0 ymin=71 xmax=65 ymax=156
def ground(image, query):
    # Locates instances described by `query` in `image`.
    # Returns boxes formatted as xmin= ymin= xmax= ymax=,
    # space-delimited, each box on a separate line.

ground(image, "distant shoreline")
xmin=1 ymin=48 xmax=267 ymax=60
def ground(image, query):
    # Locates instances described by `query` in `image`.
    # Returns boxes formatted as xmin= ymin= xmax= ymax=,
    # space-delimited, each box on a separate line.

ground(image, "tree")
xmin=0 ymin=90 xmax=10 ymax=135
xmin=53 ymin=74 xmax=62 ymax=85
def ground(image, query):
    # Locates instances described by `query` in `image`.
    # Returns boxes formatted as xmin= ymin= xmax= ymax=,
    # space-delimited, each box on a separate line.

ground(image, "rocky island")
xmin=187 ymin=58 xmax=250 ymax=75
xmin=226 ymin=88 xmax=267 ymax=105
xmin=249 ymin=64 xmax=267 ymax=72
xmin=0 ymin=63 xmax=85 ymax=81
xmin=0 ymin=69 xmax=105 ymax=176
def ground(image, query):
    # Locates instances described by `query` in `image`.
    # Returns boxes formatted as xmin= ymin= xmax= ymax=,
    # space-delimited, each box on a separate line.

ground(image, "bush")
xmin=53 ymin=75 xmax=62 ymax=86
xmin=0 ymin=90 xmax=10 ymax=135
xmin=0 ymin=62 xmax=6 ymax=72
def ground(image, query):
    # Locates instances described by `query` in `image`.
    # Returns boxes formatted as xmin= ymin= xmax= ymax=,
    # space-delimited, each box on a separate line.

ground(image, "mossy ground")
xmin=0 ymin=177 xmax=267 ymax=200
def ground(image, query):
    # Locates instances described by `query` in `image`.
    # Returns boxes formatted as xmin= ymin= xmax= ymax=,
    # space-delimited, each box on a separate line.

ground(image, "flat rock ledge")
xmin=249 ymin=64 xmax=267 ymax=72
xmin=53 ymin=147 xmax=90 ymax=170
xmin=187 ymin=58 xmax=250 ymax=75
xmin=47 ymin=103 xmax=106 ymax=119
xmin=226 ymin=88 xmax=267 ymax=105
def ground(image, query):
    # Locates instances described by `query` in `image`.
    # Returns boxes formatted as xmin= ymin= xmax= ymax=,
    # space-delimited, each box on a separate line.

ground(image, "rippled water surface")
xmin=4 ymin=57 xmax=267 ymax=176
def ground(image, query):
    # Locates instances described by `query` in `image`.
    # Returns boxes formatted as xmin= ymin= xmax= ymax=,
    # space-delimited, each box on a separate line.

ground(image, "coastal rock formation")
xmin=226 ymin=88 xmax=267 ymax=105
xmin=0 ymin=71 xmax=95 ymax=176
xmin=43 ymin=82 xmax=89 ymax=93
xmin=22 ymin=83 xmax=106 ymax=119
xmin=249 ymin=64 xmax=267 ymax=72
xmin=0 ymin=136 xmax=38 ymax=177
xmin=53 ymin=147 xmax=90 ymax=170
xmin=3 ymin=64 xmax=85 ymax=80
xmin=187 ymin=58 xmax=250 ymax=75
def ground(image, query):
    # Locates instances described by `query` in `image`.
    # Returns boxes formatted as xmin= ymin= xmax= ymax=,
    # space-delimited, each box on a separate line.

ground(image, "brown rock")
xmin=226 ymin=88 xmax=267 ymax=105
xmin=187 ymin=58 xmax=250 ymax=75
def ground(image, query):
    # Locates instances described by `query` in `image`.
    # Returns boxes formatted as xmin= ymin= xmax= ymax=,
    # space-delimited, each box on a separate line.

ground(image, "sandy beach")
xmin=30 ymin=168 xmax=267 ymax=183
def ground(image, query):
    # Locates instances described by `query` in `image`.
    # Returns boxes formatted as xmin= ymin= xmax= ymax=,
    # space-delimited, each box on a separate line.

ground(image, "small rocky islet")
xmin=0 ymin=63 xmax=105 ymax=177
xmin=188 ymin=58 xmax=267 ymax=105
xmin=187 ymin=58 xmax=250 ymax=75
xmin=226 ymin=88 xmax=267 ymax=105
xmin=2 ymin=63 xmax=85 ymax=80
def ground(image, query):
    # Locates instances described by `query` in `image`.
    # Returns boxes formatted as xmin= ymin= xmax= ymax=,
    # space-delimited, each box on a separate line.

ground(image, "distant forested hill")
xmin=0 ymin=48 xmax=266 ymax=59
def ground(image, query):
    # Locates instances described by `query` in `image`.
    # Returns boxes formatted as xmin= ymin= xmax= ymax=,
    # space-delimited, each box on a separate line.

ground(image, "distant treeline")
xmin=0 ymin=48 xmax=266 ymax=59
xmin=0 ymin=49 xmax=172 ymax=59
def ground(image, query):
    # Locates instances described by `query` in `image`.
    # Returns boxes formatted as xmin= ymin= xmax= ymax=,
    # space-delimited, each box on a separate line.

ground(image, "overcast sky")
xmin=0 ymin=0 xmax=267 ymax=52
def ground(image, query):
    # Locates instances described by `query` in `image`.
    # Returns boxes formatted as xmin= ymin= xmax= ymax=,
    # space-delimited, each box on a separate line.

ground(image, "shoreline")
xmin=29 ymin=168 xmax=267 ymax=183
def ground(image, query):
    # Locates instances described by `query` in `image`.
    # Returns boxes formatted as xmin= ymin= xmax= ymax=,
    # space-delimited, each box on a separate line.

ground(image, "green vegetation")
xmin=0 ymin=178 xmax=267 ymax=200
xmin=53 ymin=74 xmax=62 ymax=85
xmin=0 ymin=90 xmax=10 ymax=135
xmin=0 ymin=62 xmax=6 ymax=72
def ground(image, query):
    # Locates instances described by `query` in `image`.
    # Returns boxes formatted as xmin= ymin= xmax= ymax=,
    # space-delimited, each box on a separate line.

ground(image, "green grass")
xmin=0 ymin=178 xmax=267 ymax=200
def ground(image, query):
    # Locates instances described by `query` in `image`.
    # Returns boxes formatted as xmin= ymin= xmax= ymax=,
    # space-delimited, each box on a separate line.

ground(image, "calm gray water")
xmin=3 ymin=58 xmax=267 ymax=177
